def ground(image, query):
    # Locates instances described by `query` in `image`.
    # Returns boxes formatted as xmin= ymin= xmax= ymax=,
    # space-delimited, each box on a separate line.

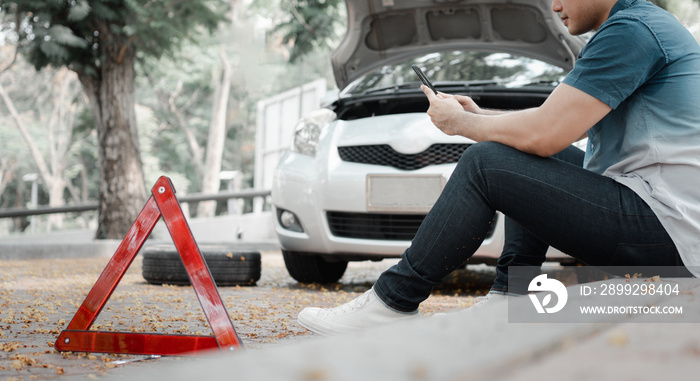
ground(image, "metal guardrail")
xmin=0 ymin=189 xmax=272 ymax=219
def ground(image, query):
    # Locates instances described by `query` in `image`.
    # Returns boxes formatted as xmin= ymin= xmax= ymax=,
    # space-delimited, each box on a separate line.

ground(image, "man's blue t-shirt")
xmin=562 ymin=0 xmax=700 ymax=274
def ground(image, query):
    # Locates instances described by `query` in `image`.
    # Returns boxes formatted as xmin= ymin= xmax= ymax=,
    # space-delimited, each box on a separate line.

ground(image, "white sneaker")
xmin=431 ymin=291 xmax=507 ymax=318
xmin=469 ymin=291 xmax=507 ymax=310
xmin=297 ymin=287 xmax=420 ymax=336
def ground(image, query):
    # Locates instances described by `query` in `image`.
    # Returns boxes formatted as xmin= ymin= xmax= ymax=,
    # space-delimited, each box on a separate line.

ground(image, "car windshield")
xmin=342 ymin=51 xmax=568 ymax=95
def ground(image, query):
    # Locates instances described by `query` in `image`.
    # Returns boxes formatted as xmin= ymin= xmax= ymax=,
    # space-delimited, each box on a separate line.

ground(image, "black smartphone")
xmin=411 ymin=64 xmax=437 ymax=95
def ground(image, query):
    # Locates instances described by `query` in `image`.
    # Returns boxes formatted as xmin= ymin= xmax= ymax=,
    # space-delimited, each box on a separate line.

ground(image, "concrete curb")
xmin=0 ymin=241 xmax=122 ymax=260
xmin=0 ymin=213 xmax=279 ymax=260
xmin=103 ymin=278 xmax=700 ymax=381
xmin=0 ymin=240 xmax=281 ymax=260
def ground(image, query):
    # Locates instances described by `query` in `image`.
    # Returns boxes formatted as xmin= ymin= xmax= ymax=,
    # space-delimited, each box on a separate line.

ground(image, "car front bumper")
xmin=271 ymin=149 xmax=507 ymax=261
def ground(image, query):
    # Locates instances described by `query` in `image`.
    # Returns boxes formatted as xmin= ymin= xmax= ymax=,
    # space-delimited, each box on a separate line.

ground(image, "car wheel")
xmin=282 ymin=250 xmax=348 ymax=284
xmin=142 ymin=245 xmax=261 ymax=286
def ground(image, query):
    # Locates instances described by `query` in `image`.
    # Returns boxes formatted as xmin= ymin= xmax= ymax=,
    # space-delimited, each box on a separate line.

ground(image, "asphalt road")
xmin=0 ymin=249 xmax=491 ymax=380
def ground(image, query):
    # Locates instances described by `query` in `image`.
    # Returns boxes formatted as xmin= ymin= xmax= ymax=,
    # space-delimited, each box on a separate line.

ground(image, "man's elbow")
xmin=520 ymin=138 xmax=567 ymax=158
xmin=535 ymin=145 xmax=563 ymax=158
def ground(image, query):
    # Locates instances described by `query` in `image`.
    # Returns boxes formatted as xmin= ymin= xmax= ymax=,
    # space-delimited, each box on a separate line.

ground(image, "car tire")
xmin=142 ymin=245 xmax=261 ymax=286
xmin=282 ymin=250 xmax=348 ymax=284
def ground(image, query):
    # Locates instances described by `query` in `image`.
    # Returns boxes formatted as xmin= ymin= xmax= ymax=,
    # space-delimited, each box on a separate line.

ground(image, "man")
xmin=298 ymin=0 xmax=700 ymax=336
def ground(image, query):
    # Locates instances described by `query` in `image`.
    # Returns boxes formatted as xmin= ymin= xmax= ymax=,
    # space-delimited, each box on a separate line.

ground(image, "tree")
xmin=138 ymin=0 xmax=288 ymax=217
xmin=0 ymin=66 xmax=83 ymax=230
xmin=0 ymin=157 xmax=16 ymax=201
xmin=0 ymin=0 xmax=229 ymax=238
xmin=197 ymin=51 xmax=232 ymax=217
xmin=137 ymin=4 xmax=238 ymax=218
xmin=252 ymin=0 xmax=345 ymax=63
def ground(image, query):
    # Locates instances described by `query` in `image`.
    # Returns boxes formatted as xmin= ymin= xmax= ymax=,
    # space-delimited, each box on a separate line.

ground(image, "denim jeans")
xmin=374 ymin=142 xmax=688 ymax=312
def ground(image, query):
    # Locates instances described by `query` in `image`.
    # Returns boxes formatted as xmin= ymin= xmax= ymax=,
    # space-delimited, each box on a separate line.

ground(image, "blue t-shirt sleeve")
xmin=562 ymin=18 xmax=667 ymax=109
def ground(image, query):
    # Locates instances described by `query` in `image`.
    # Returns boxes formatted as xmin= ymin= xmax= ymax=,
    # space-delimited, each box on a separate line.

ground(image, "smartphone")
xmin=411 ymin=64 xmax=437 ymax=95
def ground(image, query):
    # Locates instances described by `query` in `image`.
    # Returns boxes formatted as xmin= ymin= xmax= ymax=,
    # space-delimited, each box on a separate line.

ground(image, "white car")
xmin=272 ymin=0 xmax=586 ymax=283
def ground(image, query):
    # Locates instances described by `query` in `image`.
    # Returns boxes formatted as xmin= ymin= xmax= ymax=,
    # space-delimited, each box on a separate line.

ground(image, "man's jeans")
xmin=374 ymin=142 xmax=687 ymax=312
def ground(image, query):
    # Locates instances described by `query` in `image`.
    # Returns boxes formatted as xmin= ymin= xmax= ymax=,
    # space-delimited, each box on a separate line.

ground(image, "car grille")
xmin=327 ymin=211 xmax=498 ymax=242
xmin=327 ymin=212 xmax=426 ymax=241
xmin=337 ymin=144 xmax=470 ymax=170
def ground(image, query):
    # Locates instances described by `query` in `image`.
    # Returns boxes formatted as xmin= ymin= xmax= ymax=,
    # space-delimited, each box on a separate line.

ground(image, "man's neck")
xmin=592 ymin=0 xmax=622 ymax=31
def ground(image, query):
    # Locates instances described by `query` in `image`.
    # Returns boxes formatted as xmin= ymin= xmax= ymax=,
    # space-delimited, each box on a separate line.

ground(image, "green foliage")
xmin=273 ymin=0 xmax=345 ymax=63
xmin=0 ymin=0 xmax=230 ymax=76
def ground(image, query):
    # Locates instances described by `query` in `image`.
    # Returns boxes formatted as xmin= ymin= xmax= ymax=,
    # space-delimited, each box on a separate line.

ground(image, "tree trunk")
xmin=197 ymin=52 xmax=232 ymax=218
xmin=0 ymin=158 xmax=16 ymax=199
xmin=167 ymin=80 xmax=205 ymax=182
xmin=78 ymin=33 xmax=146 ymax=239
xmin=46 ymin=69 xmax=79 ymax=230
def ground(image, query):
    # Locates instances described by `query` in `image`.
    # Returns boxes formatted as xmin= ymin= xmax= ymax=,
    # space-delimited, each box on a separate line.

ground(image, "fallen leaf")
xmin=608 ymin=330 xmax=628 ymax=347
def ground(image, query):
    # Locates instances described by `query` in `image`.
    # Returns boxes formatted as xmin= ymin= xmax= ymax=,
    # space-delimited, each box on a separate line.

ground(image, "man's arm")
xmin=423 ymin=83 xmax=611 ymax=157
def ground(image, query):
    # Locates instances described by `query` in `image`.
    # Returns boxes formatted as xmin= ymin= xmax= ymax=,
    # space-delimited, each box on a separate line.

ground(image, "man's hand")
xmin=452 ymin=94 xmax=481 ymax=114
xmin=421 ymin=85 xmax=474 ymax=136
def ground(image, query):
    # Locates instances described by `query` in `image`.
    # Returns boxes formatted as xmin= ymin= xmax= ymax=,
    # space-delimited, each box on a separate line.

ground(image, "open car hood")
xmin=331 ymin=0 xmax=585 ymax=90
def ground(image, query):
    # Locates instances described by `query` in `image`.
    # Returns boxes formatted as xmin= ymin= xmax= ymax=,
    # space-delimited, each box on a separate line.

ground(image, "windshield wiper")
xmin=362 ymin=83 xmax=421 ymax=95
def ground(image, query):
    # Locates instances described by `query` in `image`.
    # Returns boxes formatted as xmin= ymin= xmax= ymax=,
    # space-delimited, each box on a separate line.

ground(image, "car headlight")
xmin=291 ymin=108 xmax=336 ymax=156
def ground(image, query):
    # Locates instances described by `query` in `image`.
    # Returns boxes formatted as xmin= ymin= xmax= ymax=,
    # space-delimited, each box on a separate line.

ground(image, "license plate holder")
xmin=366 ymin=174 xmax=445 ymax=213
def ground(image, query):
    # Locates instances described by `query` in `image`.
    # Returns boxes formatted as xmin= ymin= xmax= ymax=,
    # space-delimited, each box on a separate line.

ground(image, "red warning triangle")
xmin=55 ymin=176 xmax=243 ymax=355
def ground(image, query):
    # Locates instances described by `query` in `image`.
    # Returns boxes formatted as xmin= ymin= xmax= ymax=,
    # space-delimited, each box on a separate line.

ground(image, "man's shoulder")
xmin=588 ymin=11 xmax=660 ymax=54
xmin=606 ymin=1 xmax=684 ymax=33
xmin=597 ymin=1 xmax=698 ymax=60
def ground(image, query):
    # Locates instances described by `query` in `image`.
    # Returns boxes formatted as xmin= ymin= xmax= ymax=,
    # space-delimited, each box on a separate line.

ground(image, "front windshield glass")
xmin=342 ymin=51 xmax=567 ymax=95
